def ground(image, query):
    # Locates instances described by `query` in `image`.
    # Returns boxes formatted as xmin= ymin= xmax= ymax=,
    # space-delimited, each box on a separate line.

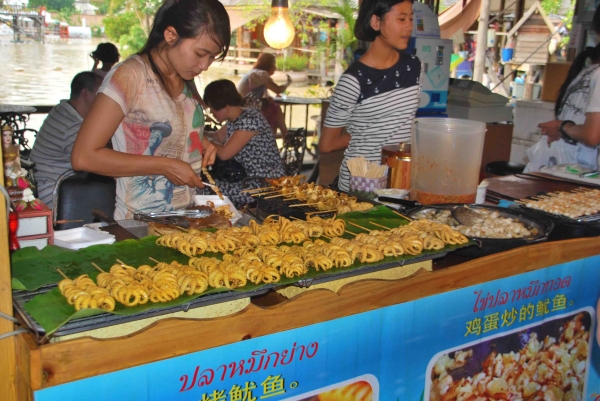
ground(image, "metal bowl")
xmin=408 ymin=204 xmax=555 ymax=257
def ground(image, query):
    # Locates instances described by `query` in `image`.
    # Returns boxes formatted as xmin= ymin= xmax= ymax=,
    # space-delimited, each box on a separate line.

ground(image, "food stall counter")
xmin=4 ymin=174 xmax=600 ymax=400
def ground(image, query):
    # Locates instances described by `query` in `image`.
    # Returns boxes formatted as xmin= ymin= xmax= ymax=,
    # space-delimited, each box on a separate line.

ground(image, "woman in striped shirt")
xmin=319 ymin=0 xmax=422 ymax=192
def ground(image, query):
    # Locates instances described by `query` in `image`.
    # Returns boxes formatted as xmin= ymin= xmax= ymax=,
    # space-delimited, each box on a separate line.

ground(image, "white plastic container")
xmin=54 ymin=227 xmax=116 ymax=250
xmin=193 ymin=195 xmax=243 ymax=225
xmin=411 ymin=118 xmax=486 ymax=204
xmin=475 ymin=180 xmax=489 ymax=204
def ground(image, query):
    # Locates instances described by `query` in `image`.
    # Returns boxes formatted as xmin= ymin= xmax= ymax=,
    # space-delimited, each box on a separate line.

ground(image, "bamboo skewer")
xmin=91 ymin=262 xmax=106 ymax=273
xmin=348 ymin=221 xmax=371 ymax=232
xmin=116 ymin=259 xmax=128 ymax=266
xmin=149 ymin=257 xmax=161 ymax=264
xmin=56 ymin=268 xmax=69 ymax=280
xmin=264 ymin=193 xmax=287 ymax=199
xmin=306 ymin=210 xmax=338 ymax=215
xmin=391 ymin=210 xmax=413 ymax=221
xmin=289 ymin=203 xmax=313 ymax=207
xmin=240 ymin=186 xmax=275 ymax=193
xmin=152 ymin=228 xmax=166 ymax=236
xmin=344 ymin=230 xmax=357 ymax=236
xmin=250 ymin=190 xmax=284 ymax=197
xmin=514 ymin=200 xmax=528 ymax=205
xmin=369 ymin=221 xmax=392 ymax=230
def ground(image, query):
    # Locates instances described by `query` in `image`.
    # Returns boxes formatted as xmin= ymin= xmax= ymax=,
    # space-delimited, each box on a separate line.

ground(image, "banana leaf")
xmin=19 ymin=206 xmax=476 ymax=335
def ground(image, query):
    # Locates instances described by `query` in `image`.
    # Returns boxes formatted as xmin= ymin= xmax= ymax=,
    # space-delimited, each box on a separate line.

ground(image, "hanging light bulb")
xmin=263 ymin=0 xmax=295 ymax=49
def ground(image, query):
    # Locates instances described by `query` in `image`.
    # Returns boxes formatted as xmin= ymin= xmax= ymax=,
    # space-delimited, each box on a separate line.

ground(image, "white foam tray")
xmin=54 ymin=227 xmax=116 ymax=250
xmin=193 ymin=195 xmax=243 ymax=225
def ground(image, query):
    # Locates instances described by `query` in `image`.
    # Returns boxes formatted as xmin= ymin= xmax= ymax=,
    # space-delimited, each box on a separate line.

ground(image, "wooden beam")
xmin=516 ymin=0 xmax=526 ymax=23
xmin=0 ymin=144 xmax=18 ymax=400
xmin=474 ymin=0 xmax=492 ymax=82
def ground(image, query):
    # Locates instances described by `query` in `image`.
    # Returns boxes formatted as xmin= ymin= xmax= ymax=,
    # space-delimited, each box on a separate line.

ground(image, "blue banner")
xmin=36 ymin=255 xmax=600 ymax=401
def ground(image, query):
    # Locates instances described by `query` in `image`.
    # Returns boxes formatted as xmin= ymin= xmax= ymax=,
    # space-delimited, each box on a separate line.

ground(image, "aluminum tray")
xmin=13 ymin=285 xmax=270 ymax=339
xmin=293 ymin=251 xmax=450 ymax=288
xmin=514 ymin=202 xmax=600 ymax=223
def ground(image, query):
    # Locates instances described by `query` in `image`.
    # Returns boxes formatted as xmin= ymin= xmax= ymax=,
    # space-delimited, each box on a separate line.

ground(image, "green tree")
xmin=541 ymin=0 xmax=562 ymax=15
xmin=102 ymin=0 xmax=161 ymax=57
xmin=28 ymin=0 xmax=75 ymax=12
xmin=312 ymin=0 xmax=357 ymax=70
xmin=103 ymin=11 xmax=138 ymax=42
xmin=91 ymin=0 xmax=110 ymax=15
xmin=119 ymin=24 xmax=147 ymax=55
xmin=56 ymin=6 xmax=75 ymax=24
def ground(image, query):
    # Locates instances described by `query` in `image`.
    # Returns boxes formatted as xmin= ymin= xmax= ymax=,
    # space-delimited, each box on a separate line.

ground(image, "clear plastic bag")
xmin=524 ymin=137 xmax=578 ymax=172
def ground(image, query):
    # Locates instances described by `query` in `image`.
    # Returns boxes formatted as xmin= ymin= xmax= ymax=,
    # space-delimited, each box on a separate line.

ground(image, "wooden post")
xmin=320 ymin=52 xmax=327 ymax=86
xmin=516 ymin=0 xmax=526 ymax=23
xmin=493 ymin=0 xmax=505 ymax=63
xmin=523 ymin=65 xmax=539 ymax=100
xmin=334 ymin=12 xmax=344 ymax=84
xmin=473 ymin=0 xmax=491 ymax=82
xmin=0 ymin=146 xmax=18 ymax=400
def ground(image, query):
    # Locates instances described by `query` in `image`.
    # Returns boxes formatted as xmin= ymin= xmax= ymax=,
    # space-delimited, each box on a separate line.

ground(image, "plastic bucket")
xmin=411 ymin=118 xmax=486 ymax=204
xmin=501 ymin=48 xmax=514 ymax=63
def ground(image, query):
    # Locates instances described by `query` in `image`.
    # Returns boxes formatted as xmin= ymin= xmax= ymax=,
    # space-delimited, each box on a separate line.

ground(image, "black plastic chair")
xmin=52 ymin=171 xmax=116 ymax=230
xmin=280 ymin=127 xmax=307 ymax=176
xmin=485 ymin=161 xmax=526 ymax=176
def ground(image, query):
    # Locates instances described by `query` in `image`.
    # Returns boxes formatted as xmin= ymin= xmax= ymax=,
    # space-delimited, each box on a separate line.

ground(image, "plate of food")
xmin=193 ymin=195 xmax=243 ymax=225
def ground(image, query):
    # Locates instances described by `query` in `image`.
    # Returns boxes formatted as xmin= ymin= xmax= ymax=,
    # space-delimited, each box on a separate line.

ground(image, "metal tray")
xmin=13 ymin=285 xmax=271 ymax=339
xmin=407 ymin=204 xmax=554 ymax=257
xmin=514 ymin=202 xmax=600 ymax=223
xmin=514 ymin=190 xmax=600 ymax=223
xmin=292 ymin=251 xmax=451 ymax=288
xmin=509 ymin=204 xmax=600 ymax=240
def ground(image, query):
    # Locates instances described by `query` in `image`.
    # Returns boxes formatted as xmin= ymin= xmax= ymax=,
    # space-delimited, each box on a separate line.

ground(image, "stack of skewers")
xmin=243 ymin=175 xmax=374 ymax=216
xmin=515 ymin=188 xmax=600 ymax=219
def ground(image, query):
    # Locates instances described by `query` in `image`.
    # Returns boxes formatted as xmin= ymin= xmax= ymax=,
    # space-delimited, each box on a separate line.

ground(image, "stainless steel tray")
xmin=13 ymin=285 xmax=270 ymax=339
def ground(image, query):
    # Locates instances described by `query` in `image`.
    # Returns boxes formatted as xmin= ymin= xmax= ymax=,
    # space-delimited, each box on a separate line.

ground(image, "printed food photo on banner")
xmin=285 ymin=375 xmax=377 ymax=401
xmin=426 ymin=309 xmax=593 ymax=401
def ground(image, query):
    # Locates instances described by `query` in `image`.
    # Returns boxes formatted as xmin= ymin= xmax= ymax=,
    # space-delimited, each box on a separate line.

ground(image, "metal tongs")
xmin=134 ymin=209 xmax=213 ymax=228
xmin=134 ymin=213 xmax=190 ymax=228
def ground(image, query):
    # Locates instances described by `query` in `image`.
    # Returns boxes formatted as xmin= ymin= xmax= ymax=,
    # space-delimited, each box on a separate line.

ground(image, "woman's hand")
xmin=90 ymin=53 xmax=99 ymax=69
xmin=162 ymin=158 xmax=204 ymax=188
xmin=538 ymin=120 xmax=562 ymax=144
xmin=202 ymin=138 xmax=217 ymax=167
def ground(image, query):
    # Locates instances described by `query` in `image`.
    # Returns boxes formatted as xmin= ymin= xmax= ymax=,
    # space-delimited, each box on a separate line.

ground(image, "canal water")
xmin=0 ymin=37 xmax=323 ymax=148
